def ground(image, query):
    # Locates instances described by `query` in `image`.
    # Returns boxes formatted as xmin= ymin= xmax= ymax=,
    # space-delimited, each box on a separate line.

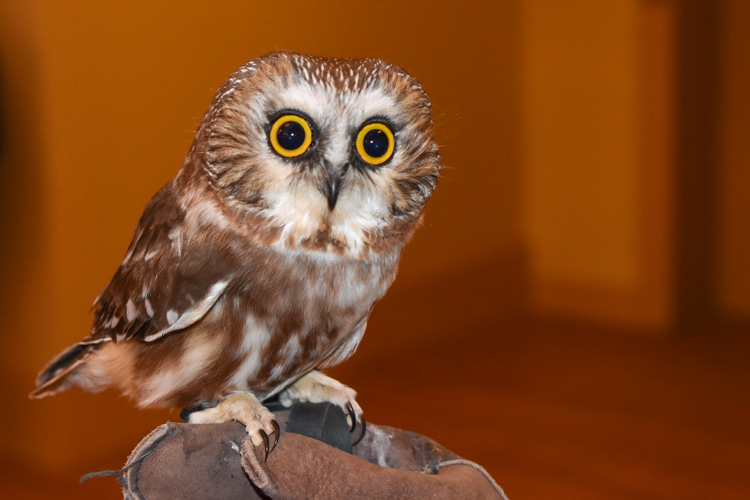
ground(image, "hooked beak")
xmin=323 ymin=161 xmax=349 ymax=211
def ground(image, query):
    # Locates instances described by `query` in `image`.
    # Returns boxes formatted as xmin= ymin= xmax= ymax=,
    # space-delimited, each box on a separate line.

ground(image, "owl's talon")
xmin=279 ymin=371 xmax=363 ymax=432
xmin=352 ymin=417 xmax=367 ymax=446
xmin=346 ymin=402 xmax=356 ymax=432
xmin=187 ymin=392 xmax=281 ymax=459
xmin=271 ymin=419 xmax=280 ymax=452
xmin=259 ymin=419 xmax=280 ymax=460
xmin=259 ymin=430 xmax=270 ymax=461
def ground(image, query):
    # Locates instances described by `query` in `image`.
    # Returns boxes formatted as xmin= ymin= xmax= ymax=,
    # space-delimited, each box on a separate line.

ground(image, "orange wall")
xmin=521 ymin=0 xmax=641 ymax=290
xmin=717 ymin=0 xmax=750 ymax=319
xmin=519 ymin=0 xmax=676 ymax=328
xmin=0 ymin=0 xmax=521 ymax=482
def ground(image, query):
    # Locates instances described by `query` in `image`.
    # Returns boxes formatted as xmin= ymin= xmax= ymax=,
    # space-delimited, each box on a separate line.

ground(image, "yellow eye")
xmin=269 ymin=114 xmax=313 ymax=158
xmin=356 ymin=122 xmax=395 ymax=165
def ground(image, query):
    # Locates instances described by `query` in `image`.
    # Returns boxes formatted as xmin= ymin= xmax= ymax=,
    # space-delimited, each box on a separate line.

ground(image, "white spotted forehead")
xmin=293 ymin=57 xmax=389 ymax=89
xmin=234 ymin=54 xmax=400 ymax=89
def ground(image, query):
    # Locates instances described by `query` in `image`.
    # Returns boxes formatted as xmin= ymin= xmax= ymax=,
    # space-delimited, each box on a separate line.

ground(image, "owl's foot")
xmin=187 ymin=392 xmax=280 ymax=458
xmin=279 ymin=370 xmax=362 ymax=431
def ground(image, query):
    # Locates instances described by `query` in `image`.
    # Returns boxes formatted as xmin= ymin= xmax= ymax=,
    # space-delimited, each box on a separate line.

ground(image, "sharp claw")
xmin=270 ymin=420 xmax=280 ymax=452
xmin=345 ymin=402 xmax=356 ymax=432
xmin=352 ymin=417 xmax=367 ymax=446
xmin=259 ymin=430 xmax=270 ymax=462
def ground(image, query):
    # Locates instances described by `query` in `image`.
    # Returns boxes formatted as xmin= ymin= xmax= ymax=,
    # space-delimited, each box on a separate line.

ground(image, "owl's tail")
xmin=29 ymin=342 xmax=102 ymax=399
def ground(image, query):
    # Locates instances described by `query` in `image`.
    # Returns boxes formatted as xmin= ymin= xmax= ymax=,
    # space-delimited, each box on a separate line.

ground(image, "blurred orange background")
xmin=1 ymin=0 xmax=748 ymax=498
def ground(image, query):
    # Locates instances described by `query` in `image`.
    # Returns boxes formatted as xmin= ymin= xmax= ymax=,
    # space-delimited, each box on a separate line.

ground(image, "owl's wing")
xmin=87 ymin=183 xmax=238 ymax=344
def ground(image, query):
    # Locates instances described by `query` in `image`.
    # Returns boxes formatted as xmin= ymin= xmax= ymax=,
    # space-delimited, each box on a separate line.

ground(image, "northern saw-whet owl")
xmin=31 ymin=51 xmax=440 ymax=450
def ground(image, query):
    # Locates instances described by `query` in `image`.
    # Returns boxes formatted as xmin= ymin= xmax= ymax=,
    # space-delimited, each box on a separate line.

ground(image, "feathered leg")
xmin=278 ymin=370 xmax=362 ymax=430
xmin=187 ymin=392 xmax=280 ymax=454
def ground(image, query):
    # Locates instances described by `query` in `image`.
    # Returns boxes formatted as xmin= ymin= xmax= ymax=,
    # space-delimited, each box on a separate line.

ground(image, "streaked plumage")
xmin=31 ymin=51 xmax=440 ymax=441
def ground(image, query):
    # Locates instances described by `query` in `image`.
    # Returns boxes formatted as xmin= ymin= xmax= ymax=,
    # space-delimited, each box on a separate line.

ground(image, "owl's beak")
xmin=323 ymin=161 xmax=349 ymax=211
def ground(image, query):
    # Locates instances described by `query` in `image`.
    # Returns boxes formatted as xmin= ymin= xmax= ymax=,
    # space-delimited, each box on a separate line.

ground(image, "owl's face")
xmin=195 ymin=52 xmax=440 ymax=257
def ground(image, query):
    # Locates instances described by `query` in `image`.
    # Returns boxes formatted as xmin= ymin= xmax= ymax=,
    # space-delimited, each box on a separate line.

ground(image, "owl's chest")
xmin=245 ymin=248 xmax=395 ymax=327
xmin=119 ymin=249 xmax=399 ymax=404
xmin=225 ymin=248 xmax=398 ymax=388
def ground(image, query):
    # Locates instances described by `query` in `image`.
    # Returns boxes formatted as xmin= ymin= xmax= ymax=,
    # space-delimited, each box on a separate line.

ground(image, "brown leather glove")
xmin=115 ymin=403 xmax=507 ymax=499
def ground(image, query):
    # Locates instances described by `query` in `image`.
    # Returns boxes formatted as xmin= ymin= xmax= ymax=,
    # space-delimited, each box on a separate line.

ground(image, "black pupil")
xmin=277 ymin=120 xmax=306 ymax=151
xmin=363 ymin=129 xmax=390 ymax=158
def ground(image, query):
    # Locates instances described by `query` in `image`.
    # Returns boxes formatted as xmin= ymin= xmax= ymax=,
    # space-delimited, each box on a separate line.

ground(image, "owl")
xmin=30 ymin=51 xmax=440 ymax=451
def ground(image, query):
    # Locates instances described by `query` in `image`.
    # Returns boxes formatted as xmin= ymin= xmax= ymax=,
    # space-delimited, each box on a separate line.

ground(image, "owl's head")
xmin=190 ymin=52 xmax=440 ymax=257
